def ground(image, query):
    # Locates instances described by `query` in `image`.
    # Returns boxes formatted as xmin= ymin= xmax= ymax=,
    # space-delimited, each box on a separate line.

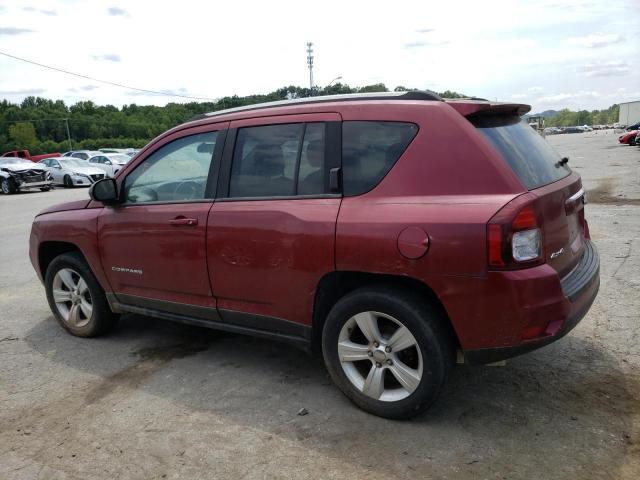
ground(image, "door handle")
xmin=169 ymin=217 xmax=198 ymax=226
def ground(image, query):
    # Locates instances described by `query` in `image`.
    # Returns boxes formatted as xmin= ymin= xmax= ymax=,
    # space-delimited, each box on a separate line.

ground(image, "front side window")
xmin=123 ymin=132 xmax=217 ymax=204
xmin=342 ymin=121 xmax=418 ymax=196
xmin=229 ymin=123 xmax=326 ymax=198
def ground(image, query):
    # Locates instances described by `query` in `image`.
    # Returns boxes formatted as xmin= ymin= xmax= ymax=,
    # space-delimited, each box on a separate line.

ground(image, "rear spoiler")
xmin=445 ymin=100 xmax=531 ymax=117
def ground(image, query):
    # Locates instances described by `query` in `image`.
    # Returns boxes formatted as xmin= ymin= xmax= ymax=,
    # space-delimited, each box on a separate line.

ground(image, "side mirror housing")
xmin=89 ymin=178 xmax=120 ymax=205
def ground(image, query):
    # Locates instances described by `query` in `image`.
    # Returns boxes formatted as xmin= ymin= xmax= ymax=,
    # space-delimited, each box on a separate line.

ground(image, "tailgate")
xmin=531 ymin=172 xmax=585 ymax=277
xmin=470 ymin=112 xmax=585 ymax=277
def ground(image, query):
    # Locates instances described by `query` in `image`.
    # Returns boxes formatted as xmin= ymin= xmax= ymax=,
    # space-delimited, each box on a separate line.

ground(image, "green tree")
xmin=8 ymin=122 xmax=37 ymax=149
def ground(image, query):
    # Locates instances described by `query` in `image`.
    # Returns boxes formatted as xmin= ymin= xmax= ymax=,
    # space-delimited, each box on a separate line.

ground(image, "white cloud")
xmin=578 ymin=61 xmax=630 ymax=77
xmin=567 ymin=33 xmax=625 ymax=48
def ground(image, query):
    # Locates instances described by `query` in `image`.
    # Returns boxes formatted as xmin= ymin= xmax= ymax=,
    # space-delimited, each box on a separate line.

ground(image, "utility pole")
xmin=64 ymin=118 xmax=72 ymax=151
xmin=306 ymin=42 xmax=314 ymax=90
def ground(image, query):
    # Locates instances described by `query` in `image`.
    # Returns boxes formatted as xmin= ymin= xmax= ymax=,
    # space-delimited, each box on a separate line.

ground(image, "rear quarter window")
xmin=342 ymin=121 xmax=418 ymax=196
xmin=472 ymin=115 xmax=570 ymax=190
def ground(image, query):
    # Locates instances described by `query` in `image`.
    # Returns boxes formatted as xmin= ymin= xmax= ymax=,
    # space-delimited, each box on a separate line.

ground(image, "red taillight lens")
xmin=512 ymin=205 xmax=537 ymax=230
xmin=487 ymin=195 xmax=544 ymax=270
xmin=488 ymin=224 xmax=505 ymax=268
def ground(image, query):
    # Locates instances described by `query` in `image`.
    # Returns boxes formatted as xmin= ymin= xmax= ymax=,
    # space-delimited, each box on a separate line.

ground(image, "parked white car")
xmin=0 ymin=158 xmax=52 ymax=194
xmin=87 ymin=153 xmax=131 ymax=177
xmin=39 ymin=157 xmax=107 ymax=187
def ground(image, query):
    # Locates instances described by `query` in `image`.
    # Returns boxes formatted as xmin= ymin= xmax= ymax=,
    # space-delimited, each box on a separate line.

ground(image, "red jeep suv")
xmin=29 ymin=92 xmax=599 ymax=418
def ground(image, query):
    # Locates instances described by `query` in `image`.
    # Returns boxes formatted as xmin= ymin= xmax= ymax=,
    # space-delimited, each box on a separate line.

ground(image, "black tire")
xmin=322 ymin=286 xmax=454 ymax=419
xmin=630 ymin=136 xmax=637 ymax=146
xmin=45 ymin=252 xmax=119 ymax=337
xmin=1 ymin=177 xmax=17 ymax=194
xmin=40 ymin=186 xmax=51 ymax=192
xmin=63 ymin=174 xmax=73 ymax=188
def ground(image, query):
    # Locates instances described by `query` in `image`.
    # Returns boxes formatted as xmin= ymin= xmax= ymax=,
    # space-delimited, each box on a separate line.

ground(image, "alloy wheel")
xmin=338 ymin=311 xmax=423 ymax=402
xmin=52 ymin=268 xmax=93 ymax=328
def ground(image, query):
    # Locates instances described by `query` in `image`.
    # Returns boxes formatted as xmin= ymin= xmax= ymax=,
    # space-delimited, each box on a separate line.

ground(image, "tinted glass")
xmin=473 ymin=115 xmax=570 ymax=190
xmin=342 ymin=121 xmax=418 ymax=196
xmin=297 ymin=123 xmax=325 ymax=195
xmin=229 ymin=123 xmax=303 ymax=198
xmin=124 ymin=132 xmax=217 ymax=203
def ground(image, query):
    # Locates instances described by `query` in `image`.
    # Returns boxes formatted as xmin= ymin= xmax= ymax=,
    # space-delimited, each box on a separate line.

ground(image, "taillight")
xmin=487 ymin=195 xmax=544 ymax=270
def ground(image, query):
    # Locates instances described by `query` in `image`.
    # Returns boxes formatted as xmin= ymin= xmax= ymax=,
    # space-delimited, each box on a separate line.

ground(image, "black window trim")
xmin=117 ymin=128 xmax=227 ymax=206
xmin=216 ymin=120 xmax=342 ymax=201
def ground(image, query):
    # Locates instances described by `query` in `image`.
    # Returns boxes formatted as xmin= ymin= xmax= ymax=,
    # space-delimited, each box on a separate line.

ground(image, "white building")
xmin=619 ymin=100 xmax=640 ymax=126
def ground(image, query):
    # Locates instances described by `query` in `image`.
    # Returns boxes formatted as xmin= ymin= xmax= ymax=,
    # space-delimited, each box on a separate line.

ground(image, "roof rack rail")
xmin=189 ymin=90 xmax=443 ymax=122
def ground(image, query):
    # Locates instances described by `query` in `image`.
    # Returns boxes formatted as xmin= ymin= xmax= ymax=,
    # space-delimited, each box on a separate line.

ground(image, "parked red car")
xmin=618 ymin=130 xmax=638 ymax=145
xmin=2 ymin=149 xmax=61 ymax=162
xmin=29 ymin=92 xmax=599 ymax=418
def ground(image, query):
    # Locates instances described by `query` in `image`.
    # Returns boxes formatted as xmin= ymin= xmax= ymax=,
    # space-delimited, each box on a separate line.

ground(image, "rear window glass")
xmin=343 ymin=121 xmax=418 ymax=196
xmin=472 ymin=115 xmax=570 ymax=190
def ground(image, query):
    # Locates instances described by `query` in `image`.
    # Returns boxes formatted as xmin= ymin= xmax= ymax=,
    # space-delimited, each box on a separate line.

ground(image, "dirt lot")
xmin=1 ymin=132 xmax=639 ymax=480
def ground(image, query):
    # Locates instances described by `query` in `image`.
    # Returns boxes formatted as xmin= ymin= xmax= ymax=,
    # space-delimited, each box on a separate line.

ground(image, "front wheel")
xmin=63 ymin=175 xmax=73 ymax=188
xmin=322 ymin=286 xmax=454 ymax=419
xmin=1 ymin=178 xmax=16 ymax=194
xmin=630 ymin=136 xmax=637 ymax=146
xmin=45 ymin=252 xmax=119 ymax=337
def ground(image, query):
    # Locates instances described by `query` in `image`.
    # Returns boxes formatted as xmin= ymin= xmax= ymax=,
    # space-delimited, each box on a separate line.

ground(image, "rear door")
xmin=473 ymin=115 xmax=584 ymax=276
xmin=207 ymin=113 xmax=342 ymax=329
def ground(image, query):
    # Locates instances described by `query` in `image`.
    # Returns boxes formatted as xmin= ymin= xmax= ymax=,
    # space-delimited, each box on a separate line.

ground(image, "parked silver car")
xmin=87 ymin=153 xmax=131 ymax=177
xmin=39 ymin=157 xmax=106 ymax=187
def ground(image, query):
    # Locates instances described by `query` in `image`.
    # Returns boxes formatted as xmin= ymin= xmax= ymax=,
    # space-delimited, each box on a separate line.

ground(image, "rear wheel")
xmin=45 ymin=252 xmax=119 ymax=337
xmin=322 ymin=286 xmax=454 ymax=419
xmin=63 ymin=175 xmax=73 ymax=188
xmin=1 ymin=177 xmax=16 ymax=194
xmin=630 ymin=136 xmax=637 ymax=146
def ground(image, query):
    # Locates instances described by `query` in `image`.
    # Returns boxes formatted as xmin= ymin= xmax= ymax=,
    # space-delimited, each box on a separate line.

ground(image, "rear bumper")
xmin=463 ymin=240 xmax=600 ymax=365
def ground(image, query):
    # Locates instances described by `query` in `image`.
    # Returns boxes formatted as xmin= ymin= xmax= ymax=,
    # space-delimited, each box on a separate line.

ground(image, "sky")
xmin=0 ymin=0 xmax=638 ymax=113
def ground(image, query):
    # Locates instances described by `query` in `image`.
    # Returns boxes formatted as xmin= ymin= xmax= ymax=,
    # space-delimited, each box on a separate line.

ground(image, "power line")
xmin=0 ymin=50 xmax=222 ymax=102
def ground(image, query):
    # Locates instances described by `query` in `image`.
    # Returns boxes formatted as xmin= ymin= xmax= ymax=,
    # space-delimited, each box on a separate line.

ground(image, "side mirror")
xmin=89 ymin=178 xmax=119 ymax=204
xmin=104 ymin=160 xmax=112 ymax=165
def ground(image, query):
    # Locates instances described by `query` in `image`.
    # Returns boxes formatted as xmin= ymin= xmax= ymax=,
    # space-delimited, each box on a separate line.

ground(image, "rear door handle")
xmin=169 ymin=217 xmax=198 ymax=226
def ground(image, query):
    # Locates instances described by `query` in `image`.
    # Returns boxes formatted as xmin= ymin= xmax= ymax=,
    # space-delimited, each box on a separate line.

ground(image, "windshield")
xmin=109 ymin=154 xmax=131 ymax=164
xmin=472 ymin=115 xmax=571 ymax=190
xmin=59 ymin=159 xmax=90 ymax=168
xmin=0 ymin=158 xmax=32 ymax=166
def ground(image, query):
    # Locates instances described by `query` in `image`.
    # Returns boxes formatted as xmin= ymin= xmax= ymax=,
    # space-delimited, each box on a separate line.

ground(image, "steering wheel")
xmin=174 ymin=180 xmax=200 ymax=199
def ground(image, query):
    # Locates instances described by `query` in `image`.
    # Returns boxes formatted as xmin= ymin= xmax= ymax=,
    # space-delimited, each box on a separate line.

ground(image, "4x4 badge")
xmin=550 ymin=248 xmax=564 ymax=259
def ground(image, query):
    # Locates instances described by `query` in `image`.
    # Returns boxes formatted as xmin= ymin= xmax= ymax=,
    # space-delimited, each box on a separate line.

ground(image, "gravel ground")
xmin=0 ymin=132 xmax=638 ymax=480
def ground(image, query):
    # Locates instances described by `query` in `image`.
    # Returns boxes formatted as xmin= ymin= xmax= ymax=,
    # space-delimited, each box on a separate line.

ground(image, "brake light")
xmin=487 ymin=195 xmax=544 ymax=270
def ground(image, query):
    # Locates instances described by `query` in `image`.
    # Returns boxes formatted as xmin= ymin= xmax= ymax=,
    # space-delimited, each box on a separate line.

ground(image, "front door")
xmin=99 ymin=125 xmax=227 ymax=315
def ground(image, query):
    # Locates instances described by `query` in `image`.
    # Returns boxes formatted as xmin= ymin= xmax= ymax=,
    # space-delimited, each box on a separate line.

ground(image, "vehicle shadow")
xmin=20 ymin=313 xmax=639 ymax=479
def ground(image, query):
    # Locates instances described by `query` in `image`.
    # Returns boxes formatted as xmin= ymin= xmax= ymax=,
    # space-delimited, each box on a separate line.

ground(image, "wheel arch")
xmin=311 ymin=271 xmax=460 ymax=355
xmin=38 ymin=241 xmax=84 ymax=280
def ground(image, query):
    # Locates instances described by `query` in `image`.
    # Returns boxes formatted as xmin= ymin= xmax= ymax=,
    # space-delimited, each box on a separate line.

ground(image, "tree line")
xmin=541 ymin=104 xmax=620 ymax=127
xmin=0 ymin=82 xmax=619 ymax=154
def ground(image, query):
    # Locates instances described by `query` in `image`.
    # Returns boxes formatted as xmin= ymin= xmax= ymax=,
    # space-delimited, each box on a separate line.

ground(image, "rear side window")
xmin=229 ymin=123 xmax=326 ymax=198
xmin=342 ymin=121 xmax=418 ymax=196
xmin=472 ymin=115 xmax=570 ymax=190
